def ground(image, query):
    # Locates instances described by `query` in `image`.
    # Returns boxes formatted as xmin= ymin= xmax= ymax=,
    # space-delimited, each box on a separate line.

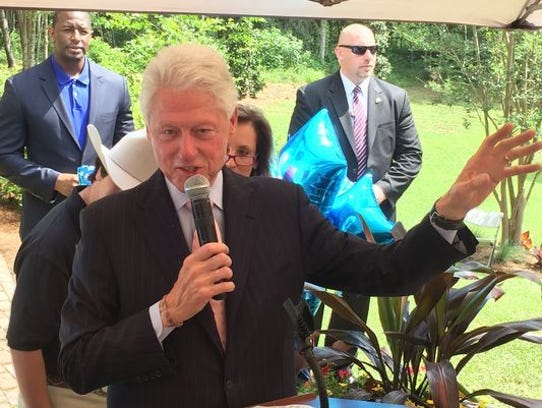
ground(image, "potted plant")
xmin=302 ymin=262 xmax=542 ymax=407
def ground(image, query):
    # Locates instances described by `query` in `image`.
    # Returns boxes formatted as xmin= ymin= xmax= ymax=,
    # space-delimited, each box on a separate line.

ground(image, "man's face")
xmin=49 ymin=11 xmax=92 ymax=64
xmin=146 ymin=88 xmax=236 ymax=191
xmin=335 ymin=27 xmax=377 ymax=84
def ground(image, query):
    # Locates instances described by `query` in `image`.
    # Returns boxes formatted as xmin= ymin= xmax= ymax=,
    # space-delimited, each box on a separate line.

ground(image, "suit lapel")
xmin=87 ymin=60 xmax=101 ymax=129
xmin=367 ymin=77 xmax=384 ymax=153
xmin=136 ymin=172 xmax=188 ymax=287
xmin=221 ymin=169 xmax=258 ymax=332
xmin=38 ymin=57 xmax=77 ymax=143
xmin=84 ymin=61 xmax=103 ymax=162
xmin=327 ymin=72 xmax=356 ymax=151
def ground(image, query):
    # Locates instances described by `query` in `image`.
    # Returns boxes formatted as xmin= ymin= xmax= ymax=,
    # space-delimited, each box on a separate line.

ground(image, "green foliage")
xmin=0 ymin=65 xmax=23 ymax=206
xmin=0 ymin=64 xmax=20 ymax=86
xmin=216 ymin=18 xmax=265 ymax=98
xmin=86 ymin=13 xmax=330 ymax=108
xmin=253 ymin=27 xmax=312 ymax=70
xmin=0 ymin=177 xmax=22 ymax=207
xmin=262 ymin=67 xmax=326 ymax=86
xmin=309 ymin=264 xmax=542 ymax=407
xmin=91 ymin=12 xmax=154 ymax=47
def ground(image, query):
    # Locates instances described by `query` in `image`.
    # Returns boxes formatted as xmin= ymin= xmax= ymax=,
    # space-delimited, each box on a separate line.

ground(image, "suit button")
xmin=224 ymin=379 xmax=233 ymax=389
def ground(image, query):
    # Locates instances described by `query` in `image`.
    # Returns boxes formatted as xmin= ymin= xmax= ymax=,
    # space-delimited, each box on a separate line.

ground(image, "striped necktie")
xmin=352 ymin=86 xmax=368 ymax=178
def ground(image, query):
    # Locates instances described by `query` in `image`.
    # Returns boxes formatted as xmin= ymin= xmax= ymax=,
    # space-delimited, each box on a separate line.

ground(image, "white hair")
xmin=140 ymin=44 xmax=238 ymax=124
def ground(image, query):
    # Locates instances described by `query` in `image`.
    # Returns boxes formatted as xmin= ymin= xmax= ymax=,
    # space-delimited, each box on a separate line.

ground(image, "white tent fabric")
xmin=2 ymin=0 xmax=542 ymax=29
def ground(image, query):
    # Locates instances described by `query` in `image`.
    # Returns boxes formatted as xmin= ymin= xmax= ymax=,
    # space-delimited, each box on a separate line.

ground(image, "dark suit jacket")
xmin=288 ymin=71 xmax=422 ymax=218
xmin=0 ymin=56 xmax=134 ymax=238
xmin=59 ymin=168 xmax=476 ymax=407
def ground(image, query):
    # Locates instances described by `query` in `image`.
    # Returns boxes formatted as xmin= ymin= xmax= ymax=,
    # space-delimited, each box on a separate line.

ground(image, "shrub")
xmin=0 ymin=177 xmax=22 ymax=207
xmin=254 ymin=27 xmax=312 ymax=70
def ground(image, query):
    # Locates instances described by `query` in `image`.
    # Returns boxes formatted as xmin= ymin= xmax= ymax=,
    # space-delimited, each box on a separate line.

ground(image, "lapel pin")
xmin=375 ymin=96 xmax=382 ymax=104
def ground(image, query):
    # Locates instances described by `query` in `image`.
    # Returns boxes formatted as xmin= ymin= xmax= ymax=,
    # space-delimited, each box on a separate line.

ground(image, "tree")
xmin=0 ymin=9 xmax=15 ymax=67
xmin=15 ymin=10 xmax=48 ymax=69
xmin=215 ymin=17 xmax=265 ymax=98
xmin=394 ymin=23 xmax=541 ymax=244
xmin=319 ymin=19 xmax=327 ymax=61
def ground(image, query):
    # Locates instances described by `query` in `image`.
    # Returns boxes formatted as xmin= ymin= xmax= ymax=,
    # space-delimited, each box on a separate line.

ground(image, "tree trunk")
xmin=0 ymin=9 xmax=15 ymax=67
xmin=16 ymin=10 xmax=34 ymax=68
xmin=319 ymin=19 xmax=327 ymax=61
xmin=15 ymin=10 xmax=47 ymax=69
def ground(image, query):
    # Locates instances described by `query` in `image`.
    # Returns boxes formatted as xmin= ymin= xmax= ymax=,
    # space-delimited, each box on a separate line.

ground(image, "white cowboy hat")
xmin=87 ymin=124 xmax=157 ymax=190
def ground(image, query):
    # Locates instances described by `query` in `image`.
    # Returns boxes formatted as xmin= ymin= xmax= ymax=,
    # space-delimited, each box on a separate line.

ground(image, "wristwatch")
xmin=429 ymin=202 xmax=465 ymax=230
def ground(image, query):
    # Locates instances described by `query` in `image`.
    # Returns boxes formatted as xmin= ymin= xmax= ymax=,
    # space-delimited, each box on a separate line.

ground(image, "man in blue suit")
xmin=0 ymin=10 xmax=134 ymax=238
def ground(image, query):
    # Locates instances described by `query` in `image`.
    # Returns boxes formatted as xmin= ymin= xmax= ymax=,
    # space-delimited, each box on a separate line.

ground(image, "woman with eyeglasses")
xmin=226 ymin=103 xmax=273 ymax=177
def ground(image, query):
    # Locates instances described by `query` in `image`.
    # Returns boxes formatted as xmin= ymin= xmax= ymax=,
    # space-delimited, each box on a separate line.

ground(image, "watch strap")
xmin=429 ymin=202 xmax=465 ymax=230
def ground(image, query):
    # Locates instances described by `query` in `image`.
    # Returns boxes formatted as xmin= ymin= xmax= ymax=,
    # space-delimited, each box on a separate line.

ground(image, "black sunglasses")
xmin=338 ymin=44 xmax=379 ymax=55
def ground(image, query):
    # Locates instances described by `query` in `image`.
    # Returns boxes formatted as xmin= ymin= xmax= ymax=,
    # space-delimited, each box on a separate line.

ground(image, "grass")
xmin=246 ymin=75 xmax=542 ymax=405
xmin=247 ymin=74 xmax=542 ymax=243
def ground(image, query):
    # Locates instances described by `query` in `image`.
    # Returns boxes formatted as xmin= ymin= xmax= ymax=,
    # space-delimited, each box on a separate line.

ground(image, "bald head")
xmin=335 ymin=24 xmax=378 ymax=84
xmin=337 ymin=24 xmax=375 ymax=45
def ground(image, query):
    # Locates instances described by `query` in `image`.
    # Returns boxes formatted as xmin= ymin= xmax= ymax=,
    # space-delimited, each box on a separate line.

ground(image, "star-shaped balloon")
xmin=276 ymin=108 xmax=395 ymax=243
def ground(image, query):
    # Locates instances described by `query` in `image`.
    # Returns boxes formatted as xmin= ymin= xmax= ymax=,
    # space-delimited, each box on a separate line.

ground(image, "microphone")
xmin=184 ymin=174 xmax=225 ymax=300
xmin=184 ymin=174 xmax=218 ymax=245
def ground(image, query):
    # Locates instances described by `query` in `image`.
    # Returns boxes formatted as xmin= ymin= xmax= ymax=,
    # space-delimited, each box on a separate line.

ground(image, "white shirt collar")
xmin=165 ymin=170 xmax=224 ymax=210
xmin=340 ymin=72 xmax=370 ymax=113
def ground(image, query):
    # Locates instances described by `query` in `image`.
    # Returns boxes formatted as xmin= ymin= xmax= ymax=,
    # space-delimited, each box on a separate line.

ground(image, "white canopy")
xmin=2 ymin=0 xmax=542 ymax=29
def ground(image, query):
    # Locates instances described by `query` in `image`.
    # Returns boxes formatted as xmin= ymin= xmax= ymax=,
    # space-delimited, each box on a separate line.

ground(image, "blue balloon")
xmin=327 ymin=173 xmax=395 ymax=243
xmin=277 ymin=108 xmax=395 ymax=243
xmin=278 ymin=109 xmax=347 ymax=213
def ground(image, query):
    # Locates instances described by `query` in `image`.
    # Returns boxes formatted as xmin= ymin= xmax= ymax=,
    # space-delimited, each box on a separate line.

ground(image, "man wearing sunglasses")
xmin=288 ymin=23 xmax=422 ymax=346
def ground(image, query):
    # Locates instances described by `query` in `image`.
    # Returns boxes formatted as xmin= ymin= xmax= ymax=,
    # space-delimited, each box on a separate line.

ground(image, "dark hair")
xmin=51 ymin=11 xmax=91 ymax=28
xmin=89 ymin=157 xmax=108 ymax=183
xmin=237 ymin=104 xmax=273 ymax=177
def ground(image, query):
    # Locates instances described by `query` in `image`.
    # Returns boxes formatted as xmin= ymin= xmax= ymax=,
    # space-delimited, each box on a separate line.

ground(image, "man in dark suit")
xmin=0 ymin=10 xmax=134 ymax=239
xmin=58 ymin=44 xmax=542 ymax=408
xmin=289 ymin=24 xmax=421 ymax=220
xmin=289 ymin=23 xmax=422 ymax=334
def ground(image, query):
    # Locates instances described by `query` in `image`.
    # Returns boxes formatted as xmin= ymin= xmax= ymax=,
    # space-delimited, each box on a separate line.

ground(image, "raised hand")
xmin=436 ymin=123 xmax=542 ymax=220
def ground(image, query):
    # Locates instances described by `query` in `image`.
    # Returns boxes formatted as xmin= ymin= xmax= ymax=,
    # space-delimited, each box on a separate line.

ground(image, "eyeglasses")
xmin=338 ymin=44 xmax=379 ymax=55
xmin=226 ymin=153 xmax=256 ymax=166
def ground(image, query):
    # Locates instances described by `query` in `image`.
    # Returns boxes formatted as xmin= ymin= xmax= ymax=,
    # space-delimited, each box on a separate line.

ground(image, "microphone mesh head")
xmin=184 ymin=174 xmax=211 ymax=200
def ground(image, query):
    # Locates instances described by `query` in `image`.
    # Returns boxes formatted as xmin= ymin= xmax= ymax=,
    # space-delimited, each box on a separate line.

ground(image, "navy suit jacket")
xmin=0 ymin=56 xmax=134 ymax=238
xmin=288 ymin=72 xmax=422 ymax=218
xmin=59 ymin=168 xmax=476 ymax=407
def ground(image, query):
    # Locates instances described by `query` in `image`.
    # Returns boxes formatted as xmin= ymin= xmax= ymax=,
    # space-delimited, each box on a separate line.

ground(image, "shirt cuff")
xmin=430 ymin=220 xmax=458 ymax=244
xmin=149 ymin=302 xmax=175 ymax=344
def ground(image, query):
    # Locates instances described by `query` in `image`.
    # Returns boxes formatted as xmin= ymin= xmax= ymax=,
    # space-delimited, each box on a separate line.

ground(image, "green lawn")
xmin=248 ymin=82 xmax=542 ymax=243
xmin=246 ymin=81 xmax=542 ymax=405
